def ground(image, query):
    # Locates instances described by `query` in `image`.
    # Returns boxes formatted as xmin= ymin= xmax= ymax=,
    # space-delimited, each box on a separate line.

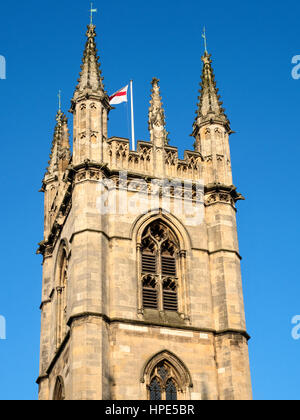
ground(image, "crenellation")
xmin=106 ymin=137 xmax=203 ymax=181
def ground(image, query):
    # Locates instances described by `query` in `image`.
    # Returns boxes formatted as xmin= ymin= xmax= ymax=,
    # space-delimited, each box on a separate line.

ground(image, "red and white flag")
xmin=109 ymin=85 xmax=128 ymax=105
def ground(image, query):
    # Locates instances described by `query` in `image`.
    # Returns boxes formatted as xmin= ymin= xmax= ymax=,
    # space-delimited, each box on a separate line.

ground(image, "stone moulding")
xmin=36 ymin=311 xmax=251 ymax=385
xmin=38 ymin=163 xmax=244 ymax=261
xmin=141 ymin=350 xmax=193 ymax=389
xmin=204 ymin=183 xmax=245 ymax=210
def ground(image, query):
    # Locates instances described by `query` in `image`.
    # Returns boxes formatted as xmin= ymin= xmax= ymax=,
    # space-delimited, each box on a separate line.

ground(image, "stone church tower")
xmin=37 ymin=21 xmax=252 ymax=400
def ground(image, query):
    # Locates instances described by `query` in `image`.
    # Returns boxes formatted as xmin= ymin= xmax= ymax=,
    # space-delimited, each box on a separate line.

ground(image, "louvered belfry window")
xmin=163 ymin=279 xmax=178 ymax=312
xmin=142 ymin=275 xmax=158 ymax=309
xmin=142 ymin=253 xmax=157 ymax=274
xmin=141 ymin=221 xmax=179 ymax=312
xmin=161 ymin=255 xmax=176 ymax=276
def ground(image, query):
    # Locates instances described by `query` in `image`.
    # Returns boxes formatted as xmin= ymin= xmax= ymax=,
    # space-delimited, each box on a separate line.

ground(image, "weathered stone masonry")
xmin=37 ymin=22 xmax=252 ymax=401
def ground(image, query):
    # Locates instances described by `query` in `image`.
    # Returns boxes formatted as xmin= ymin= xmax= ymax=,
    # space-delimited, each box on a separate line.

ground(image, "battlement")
xmin=106 ymin=136 xmax=203 ymax=181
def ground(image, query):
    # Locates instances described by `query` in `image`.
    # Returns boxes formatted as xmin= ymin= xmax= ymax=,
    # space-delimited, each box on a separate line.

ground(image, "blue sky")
xmin=0 ymin=0 xmax=300 ymax=400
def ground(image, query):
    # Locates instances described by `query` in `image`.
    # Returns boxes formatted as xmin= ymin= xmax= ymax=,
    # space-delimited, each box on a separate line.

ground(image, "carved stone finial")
xmin=86 ymin=24 xmax=96 ymax=39
xmin=151 ymin=77 xmax=160 ymax=87
xmin=148 ymin=78 xmax=169 ymax=145
xmin=55 ymin=109 xmax=63 ymax=125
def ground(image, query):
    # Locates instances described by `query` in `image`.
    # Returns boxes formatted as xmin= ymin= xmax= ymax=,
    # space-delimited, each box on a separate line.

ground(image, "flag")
xmin=109 ymin=85 xmax=128 ymax=105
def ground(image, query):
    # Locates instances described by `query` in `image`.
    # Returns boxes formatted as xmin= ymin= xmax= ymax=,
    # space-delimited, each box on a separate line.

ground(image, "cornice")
xmin=70 ymin=93 xmax=111 ymax=113
xmin=67 ymin=312 xmax=251 ymax=340
xmin=38 ymin=312 xmax=250 ymax=383
xmin=204 ymin=183 xmax=245 ymax=210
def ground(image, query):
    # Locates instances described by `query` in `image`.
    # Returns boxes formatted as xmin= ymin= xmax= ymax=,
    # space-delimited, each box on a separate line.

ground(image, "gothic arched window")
xmin=149 ymin=361 xmax=179 ymax=400
xmin=140 ymin=221 xmax=179 ymax=312
xmin=53 ymin=376 xmax=65 ymax=401
xmin=56 ymin=246 xmax=68 ymax=348
xmin=142 ymin=350 xmax=193 ymax=401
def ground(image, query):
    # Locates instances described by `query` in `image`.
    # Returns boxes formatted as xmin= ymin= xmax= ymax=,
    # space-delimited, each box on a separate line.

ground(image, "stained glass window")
xmin=149 ymin=361 xmax=178 ymax=400
xmin=150 ymin=378 xmax=162 ymax=400
xmin=166 ymin=379 xmax=177 ymax=400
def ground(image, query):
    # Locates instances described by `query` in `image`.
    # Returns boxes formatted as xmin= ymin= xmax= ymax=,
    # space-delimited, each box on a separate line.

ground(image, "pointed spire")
xmin=148 ymin=78 xmax=169 ymax=145
xmin=71 ymin=23 xmax=108 ymax=105
xmin=192 ymin=51 xmax=230 ymax=135
xmin=45 ymin=109 xmax=71 ymax=179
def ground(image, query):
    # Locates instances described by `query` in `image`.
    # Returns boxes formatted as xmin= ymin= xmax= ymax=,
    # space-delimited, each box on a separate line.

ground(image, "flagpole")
xmin=130 ymin=80 xmax=136 ymax=151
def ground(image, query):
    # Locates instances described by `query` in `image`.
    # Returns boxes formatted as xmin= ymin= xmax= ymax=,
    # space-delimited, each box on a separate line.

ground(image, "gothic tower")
xmin=37 ymin=21 xmax=252 ymax=400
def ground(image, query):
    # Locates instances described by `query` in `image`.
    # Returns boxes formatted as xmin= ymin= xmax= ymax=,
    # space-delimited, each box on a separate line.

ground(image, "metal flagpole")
xmin=130 ymin=80 xmax=136 ymax=151
xmin=126 ymin=101 xmax=131 ymax=143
